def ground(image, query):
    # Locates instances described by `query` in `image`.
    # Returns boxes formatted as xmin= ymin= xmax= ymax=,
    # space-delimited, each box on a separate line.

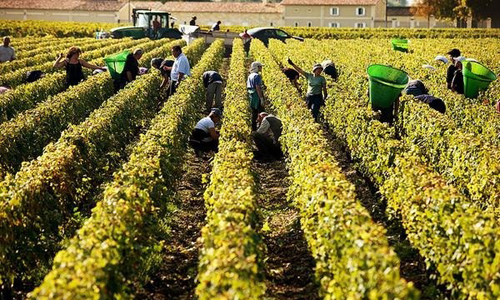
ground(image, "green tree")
xmin=465 ymin=0 xmax=500 ymax=20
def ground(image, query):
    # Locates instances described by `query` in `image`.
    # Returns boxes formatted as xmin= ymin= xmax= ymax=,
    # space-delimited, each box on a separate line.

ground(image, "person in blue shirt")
xmin=247 ymin=61 xmax=265 ymax=131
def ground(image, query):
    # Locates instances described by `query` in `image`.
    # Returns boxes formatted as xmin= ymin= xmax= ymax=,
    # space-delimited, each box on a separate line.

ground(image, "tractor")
xmin=111 ymin=10 xmax=182 ymax=39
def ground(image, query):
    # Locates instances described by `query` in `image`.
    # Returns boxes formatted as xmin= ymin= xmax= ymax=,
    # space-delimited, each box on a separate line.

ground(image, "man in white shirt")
xmin=189 ymin=108 xmax=221 ymax=155
xmin=169 ymin=45 xmax=191 ymax=97
xmin=0 ymin=36 xmax=16 ymax=63
xmin=253 ymin=112 xmax=283 ymax=161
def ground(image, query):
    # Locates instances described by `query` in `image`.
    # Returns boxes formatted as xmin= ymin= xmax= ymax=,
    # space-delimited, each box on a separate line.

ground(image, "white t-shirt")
xmin=171 ymin=53 xmax=190 ymax=81
xmin=0 ymin=46 xmax=15 ymax=62
xmin=195 ymin=117 xmax=215 ymax=142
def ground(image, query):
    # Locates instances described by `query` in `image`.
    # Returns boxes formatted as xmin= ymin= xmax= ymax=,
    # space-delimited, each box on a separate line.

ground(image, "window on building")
xmin=308 ymin=8 xmax=312 ymax=13
xmin=356 ymin=7 xmax=365 ymax=16
xmin=355 ymin=22 xmax=366 ymax=28
xmin=330 ymin=7 xmax=339 ymax=16
xmin=307 ymin=22 xmax=312 ymax=27
xmin=329 ymin=22 xmax=340 ymax=28
xmin=294 ymin=8 xmax=299 ymax=12
xmin=294 ymin=22 xmax=299 ymax=27
xmin=270 ymin=22 xmax=274 ymax=26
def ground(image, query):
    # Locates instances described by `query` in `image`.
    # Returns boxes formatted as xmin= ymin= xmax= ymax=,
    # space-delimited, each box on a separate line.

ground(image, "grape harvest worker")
xmin=202 ymin=70 xmax=223 ymax=112
xmin=247 ymin=61 xmax=265 ymax=131
xmin=405 ymin=80 xmax=446 ymax=114
xmin=282 ymin=67 xmax=300 ymax=92
xmin=169 ymin=45 xmax=191 ymax=97
xmin=321 ymin=59 xmax=338 ymax=81
xmin=211 ymin=21 xmax=221 ymax=31
xmin=190 ymin=16 xmax=197 ymax=26
xmin=253 ymin=112 xmax=283 ymax=162
xmin=446 ymin=48 xmax=461 ymax=90
xmin=122 ymin=48 xmax=143 ymax=85
xmin=0 ymin=36 xmax=15 ymax=63
xmin=189 ymin=108 xmax=222 ymax=155
xmin=288 ymin=58 xmax=327 ymax=121
xmin=54 ymin=46 xmax=103 ymax=87
xmin=151 ymin=57 xmax=174 ymax=91
xmin=450 ymin=56 xmax=465 ymax=95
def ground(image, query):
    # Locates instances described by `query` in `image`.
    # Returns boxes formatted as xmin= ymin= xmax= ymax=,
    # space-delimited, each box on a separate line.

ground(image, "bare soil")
xmin=135 ymin=151 xmax=211 ymax=300
xmin=253 ymin=159 xmax=320 ymax=300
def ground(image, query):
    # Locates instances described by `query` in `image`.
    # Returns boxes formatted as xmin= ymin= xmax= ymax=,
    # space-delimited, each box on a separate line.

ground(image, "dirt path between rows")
xmin=135 ymin=152 xmax=211 ymax=300
xmin=253 ymin=159 xmax=320 ymax=300
xmin=321 ymin=123 xmax=447 ymax=299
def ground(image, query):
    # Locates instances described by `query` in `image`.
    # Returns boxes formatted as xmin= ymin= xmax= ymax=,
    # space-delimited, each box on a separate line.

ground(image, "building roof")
xmin=387 ymin=6 xmax=413 ymax=16
xmin=129 ymin=1 xmax=165 ymax=11
xmin=0 ymin=0 xmax=124 ymax=11
xmin=280 ymin=0 xmax=379 ymax=5
xmin=159 ymin=2 xmax=283 ymax=14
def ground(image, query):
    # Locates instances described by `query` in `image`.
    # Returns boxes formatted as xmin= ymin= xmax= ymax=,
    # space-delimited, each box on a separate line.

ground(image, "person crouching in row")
xmin=189 ymin=108 xmax=221 ymax=156
xmin=253 ymin=112 xmax=283 ymax=162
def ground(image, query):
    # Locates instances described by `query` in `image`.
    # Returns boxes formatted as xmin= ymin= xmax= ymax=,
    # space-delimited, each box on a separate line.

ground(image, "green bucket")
xmin=462 ymin=60 xmax=497 ymax=99
xmin=367 ymin=64 xmax=409 ymax=108
xmin=391 ymin=39 xmax=409 ymax=53
xmin=104 ymin=50 xmax=131 ymax=80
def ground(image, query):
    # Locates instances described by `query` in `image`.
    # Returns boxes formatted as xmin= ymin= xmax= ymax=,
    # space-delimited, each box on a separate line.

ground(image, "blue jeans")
xmin=306 ymin=93 xmax=323 ymax=121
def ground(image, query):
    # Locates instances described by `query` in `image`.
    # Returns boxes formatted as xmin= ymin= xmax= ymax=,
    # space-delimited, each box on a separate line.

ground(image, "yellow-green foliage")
xmin=196 ymin=39 xmax=266 ymax=300
xmin=0 ymin=20 xmax=117 ymax=37
xmin=0 ymin=39 xmax=185 ymax=287
xmin=200 ymin=25 xmax=500 ymax=39
xmin=0 ymin=38 xmax=164 ymax=174
xmin=0 ymin=38 xmax=116 ymax=74
xmin=0 ymin=37 xmax=144 ymax=87
xmin=15 ymin=37 xmax=94 ymax=59
xmin=252 ymin=38 xmax=418 ymax=299
xmin=29 ymin=38 xmax=223 ymax=299
xmin=272 ymin=38 xmax=500 ymax=298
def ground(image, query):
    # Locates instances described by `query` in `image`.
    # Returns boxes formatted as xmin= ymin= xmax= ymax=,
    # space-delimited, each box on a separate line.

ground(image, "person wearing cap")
xmin=203 ymin=71 xmax=223 ymax=112
xmin=404 ymin=80 xmax=446 ymax=114
xmin=189 ymin=108 xmax=221 ymax=155
xmin=190 ymin=16 xmax=197 ymax=26
xmin=446 ymin=48 xmax=461 ymax=90
xmin=0 ymin=36 xmax=15 ymax=63
xmin=169 ymin=45 xmax=191 ymax=97
xmin=151 ymin=57 xmax=175 ymax=91
xmin=253 ymin=112 xmax=283 ymax=161
xmin=288 ymin=58 xmax=327 ymax=121
xmin=247 ymin=61 xmax=265 ymax=131
xmin=54 ymin=46 xmax=103 ymax=87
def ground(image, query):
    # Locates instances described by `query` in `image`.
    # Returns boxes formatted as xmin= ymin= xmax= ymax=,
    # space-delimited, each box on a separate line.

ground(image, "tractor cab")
xmin=111 ymin=10 xmax=182 ymax=40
